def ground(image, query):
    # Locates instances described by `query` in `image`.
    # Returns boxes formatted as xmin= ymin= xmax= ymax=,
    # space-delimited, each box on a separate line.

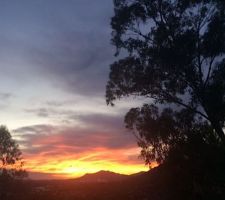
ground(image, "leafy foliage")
xmin=0 ymin=126 xmax=25 ymax=177
xmin=0 ymin=125 xmax=26 ymax=199
xmin=106 ymin=0 xmax=225 ymax=164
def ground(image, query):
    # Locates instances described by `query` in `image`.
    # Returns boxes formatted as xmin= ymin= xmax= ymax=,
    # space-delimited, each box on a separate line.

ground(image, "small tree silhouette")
xmin=0 ymin=125 xmax=26 ymax=199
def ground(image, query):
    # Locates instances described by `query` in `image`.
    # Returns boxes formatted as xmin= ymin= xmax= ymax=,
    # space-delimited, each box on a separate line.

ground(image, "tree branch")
xmin=156 ymin=90 xmax=210 ymax=121
xmin=204 ymin=56 xmax=216 ymax=87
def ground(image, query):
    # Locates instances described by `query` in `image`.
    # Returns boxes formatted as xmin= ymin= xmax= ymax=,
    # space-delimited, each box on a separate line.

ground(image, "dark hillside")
xmin=5 ymin=162 xmax=225 ymax=200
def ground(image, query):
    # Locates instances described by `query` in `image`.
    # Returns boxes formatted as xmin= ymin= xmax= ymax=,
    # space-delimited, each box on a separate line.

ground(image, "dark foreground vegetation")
xmin=1 ymin=0 xmax=225 ymax=199
xmin=5 ymin=154 xmax=225 ymax=200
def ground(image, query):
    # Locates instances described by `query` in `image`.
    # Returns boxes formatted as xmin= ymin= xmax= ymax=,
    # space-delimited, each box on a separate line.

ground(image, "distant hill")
xmin=128 ymin=171 xmax=146 ymax=178
xmin=75 ymin=170 xmax=128 ymax=183
xmin=9 ymin=164 xmax=225 ymax=200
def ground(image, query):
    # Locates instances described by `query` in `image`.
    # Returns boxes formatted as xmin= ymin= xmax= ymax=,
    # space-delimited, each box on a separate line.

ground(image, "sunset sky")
xmin=0 ymin=0 xmax=148 ymax=179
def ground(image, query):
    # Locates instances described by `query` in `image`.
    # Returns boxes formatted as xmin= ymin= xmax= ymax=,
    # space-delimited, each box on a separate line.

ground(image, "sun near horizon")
xmin=22 ymin=146 xmax=150 ymax=180
xmin=0 ymin=0 xmax=150 ymax=181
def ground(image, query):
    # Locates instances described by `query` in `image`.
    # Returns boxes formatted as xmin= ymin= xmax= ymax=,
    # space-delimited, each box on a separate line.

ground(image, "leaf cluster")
xmin=106 ymin=0 xmax=225 ymax=163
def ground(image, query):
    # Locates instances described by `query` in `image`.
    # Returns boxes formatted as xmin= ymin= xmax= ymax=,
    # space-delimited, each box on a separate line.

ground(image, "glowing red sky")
xmin=14 ymin=123 xmax=148 ymax=179
xmin=0 ymin=0 xmax=148 ymax=179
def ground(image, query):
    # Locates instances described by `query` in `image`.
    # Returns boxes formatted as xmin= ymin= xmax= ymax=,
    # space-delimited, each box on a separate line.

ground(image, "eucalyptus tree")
xmin=106 ymin=0 xmax=225 ymax=163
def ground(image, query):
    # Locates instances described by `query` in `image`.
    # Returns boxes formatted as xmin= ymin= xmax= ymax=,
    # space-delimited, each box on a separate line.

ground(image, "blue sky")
xmin=0 ymin=0 xmax=147 ymax=179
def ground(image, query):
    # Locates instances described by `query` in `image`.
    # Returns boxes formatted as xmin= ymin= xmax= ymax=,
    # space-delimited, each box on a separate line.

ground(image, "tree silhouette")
xmin=0 ymin=125 xmax=26 ymax=199
xmin=106 ymin=0 xmax=225 ymax=164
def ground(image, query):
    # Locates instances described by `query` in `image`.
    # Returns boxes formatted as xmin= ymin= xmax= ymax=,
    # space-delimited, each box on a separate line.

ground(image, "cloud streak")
xmin=14 ymin=121 xmax=146 ymax=178
xmin=0 ymin=0 xmax=148 ymax=179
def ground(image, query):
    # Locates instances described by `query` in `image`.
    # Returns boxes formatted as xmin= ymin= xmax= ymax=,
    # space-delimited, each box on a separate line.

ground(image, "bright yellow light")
xmin=62 ymin=166 xmax=77 ymax=174
xmin=24 ymin=147 xmax=149 ymax=179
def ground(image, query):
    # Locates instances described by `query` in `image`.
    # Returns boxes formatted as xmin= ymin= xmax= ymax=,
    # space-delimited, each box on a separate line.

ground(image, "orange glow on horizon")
xmin=23 ymin=147 xmax=149 ymax=179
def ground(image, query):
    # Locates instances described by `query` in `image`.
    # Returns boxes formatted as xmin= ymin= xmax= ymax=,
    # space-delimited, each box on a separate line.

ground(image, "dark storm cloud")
xmin=0 ymin=92 xmax=12 ymax=100
xmin=13 ymin=124 xmax=54 ymax=135
xmin=45 ymin=100 xmax=70 ymax=107
xmin=23 ymin=105 xmax=126 ymax=131
xmin=14 ymin=117 xmax=136 ymax=156
xmin=29 ymin=23 xmax=114 ymax=96
xmin=24 ymin=107 xmax=77 ymax=123
xmin=0 ymin=1 xmax=146 ymax=177
xmin=0 ymin=0 xmax=115 ymax=97
xmin=0 ymin=92 xmax=13 ymax=109
xmin=75 ymin=113 xmax=125 ymax=131
xmin=25 ymin=108 xmax=49 ymax=117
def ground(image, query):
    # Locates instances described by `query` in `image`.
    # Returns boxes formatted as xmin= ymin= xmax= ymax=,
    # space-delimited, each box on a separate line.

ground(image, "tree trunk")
xmin=202 ymin=104 xmax=225 ymax=145
xmin=211 ymin=120 xmax=225 ymax=145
